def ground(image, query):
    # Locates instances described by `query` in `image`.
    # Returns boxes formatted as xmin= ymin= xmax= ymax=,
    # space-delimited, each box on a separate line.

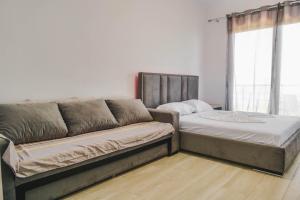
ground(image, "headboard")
xmin=138 ymin=72 xmax=199 ymax=108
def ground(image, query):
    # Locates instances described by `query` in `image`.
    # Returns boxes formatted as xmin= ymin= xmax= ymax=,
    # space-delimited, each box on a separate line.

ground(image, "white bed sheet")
xmin=180 ymin=111 xmax=300 ymax=147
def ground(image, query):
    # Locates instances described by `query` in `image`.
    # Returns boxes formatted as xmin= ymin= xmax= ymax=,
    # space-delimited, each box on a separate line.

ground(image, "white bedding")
xmin=180 ymin=111 xmax=300 ymax=147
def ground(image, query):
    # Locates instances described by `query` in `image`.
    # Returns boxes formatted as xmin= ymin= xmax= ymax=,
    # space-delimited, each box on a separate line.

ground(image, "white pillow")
xmin=183 ymin=99 xmax=213 ymax=113
xmin=157 ymin=102 xmax=195 ymax=116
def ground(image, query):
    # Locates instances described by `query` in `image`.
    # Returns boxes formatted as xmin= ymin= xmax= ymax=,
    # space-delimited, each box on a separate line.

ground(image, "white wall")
xmin=202 ymin=0 xmax=280 ymax=106
xmin=0 ymin=0 xmax=206 ymax=103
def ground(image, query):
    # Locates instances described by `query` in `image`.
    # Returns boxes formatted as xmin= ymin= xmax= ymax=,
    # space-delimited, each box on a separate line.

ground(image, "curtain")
xmin=226 ymin=1 xmax=300 ymax=115
xmin=278 ymin=2 xmax=300 ymax=115
xmin=225 ymin=18 xmax=234 ymax=111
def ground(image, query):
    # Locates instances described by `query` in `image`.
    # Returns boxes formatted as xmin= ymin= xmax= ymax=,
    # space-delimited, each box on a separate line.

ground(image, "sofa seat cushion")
xmin=5 ymin=122 xmax=174 ymax=178
xmin=0 ymin=103 xmax=68 ymax=144
xmin=58 ymin=99 xmax=118 ymax=136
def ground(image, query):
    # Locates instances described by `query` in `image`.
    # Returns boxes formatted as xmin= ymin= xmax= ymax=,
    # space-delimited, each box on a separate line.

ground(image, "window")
xmin=227 ymin=2 xmax=300 ymax=116
xmin=233 ymin=28 xmax=273 ymax=113
xmin=279 ymin=23 xmax=300 ymax=116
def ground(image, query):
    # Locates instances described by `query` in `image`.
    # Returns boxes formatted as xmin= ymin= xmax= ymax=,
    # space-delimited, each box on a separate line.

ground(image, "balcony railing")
xmin=233 ymin=84 xmax=300 ymax=116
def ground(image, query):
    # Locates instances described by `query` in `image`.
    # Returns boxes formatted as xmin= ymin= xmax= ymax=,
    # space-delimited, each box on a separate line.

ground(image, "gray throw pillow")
xmin=0 ymin=103 xmax=68 ymax=145
xmin=106 ymin=99 xmax=153 ymax=126
xmin=58 ymin=99 xmax=118 ymax=136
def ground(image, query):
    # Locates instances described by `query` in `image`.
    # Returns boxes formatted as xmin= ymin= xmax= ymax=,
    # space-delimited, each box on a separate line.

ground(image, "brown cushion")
xmin=106 ymin=99 xmax=153 ymax=126
xmin=58 ymin=99 xmax=118 ymax=136
xmin=0 ymin=103 xmax=68 ymax=144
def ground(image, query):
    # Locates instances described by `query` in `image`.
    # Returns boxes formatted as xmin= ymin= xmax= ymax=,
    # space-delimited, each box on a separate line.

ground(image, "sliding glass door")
xmin=279 ymin=22 xmax=300 ymax=116
xmin=232 ymin=23 xmax=300 ymax=116
xmin=227 ymin=2 xmax=300 ymax=116
xmin=232 ymin=28 xmax=273 ymax=113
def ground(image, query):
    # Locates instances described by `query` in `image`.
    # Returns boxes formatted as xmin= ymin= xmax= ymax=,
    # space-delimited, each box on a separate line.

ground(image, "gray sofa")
xmin=0 ymin=99 xmax=179 ymax=200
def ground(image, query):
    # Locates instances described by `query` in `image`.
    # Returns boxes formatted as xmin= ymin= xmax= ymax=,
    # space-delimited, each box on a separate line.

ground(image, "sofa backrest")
xmin=0 ymin=98 xmax=153 ymax=145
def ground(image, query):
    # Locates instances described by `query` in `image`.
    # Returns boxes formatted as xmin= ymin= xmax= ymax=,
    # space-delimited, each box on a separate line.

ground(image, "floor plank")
xmin=64 ymin=153 xmax=300 ymax=200
xmin=282 ymin=164 xmax=300 ymax=200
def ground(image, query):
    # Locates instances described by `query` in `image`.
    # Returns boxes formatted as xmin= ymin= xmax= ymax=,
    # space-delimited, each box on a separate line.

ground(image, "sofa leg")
xmin=167 ymin=138 xmax=172 ymax=156
xmin=16 ymin=187 xmax=25 ymax=200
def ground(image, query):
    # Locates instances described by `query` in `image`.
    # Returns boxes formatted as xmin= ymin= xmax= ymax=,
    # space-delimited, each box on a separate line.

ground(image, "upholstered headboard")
xmin=138 ymin=72 xmax=199 ymax=108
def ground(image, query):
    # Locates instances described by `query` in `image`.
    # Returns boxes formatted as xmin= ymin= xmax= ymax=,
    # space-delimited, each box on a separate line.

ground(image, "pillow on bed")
xmin=183 ymin=99 xmax=213 ymax=113
xmin=157 ymin=102 xmax=195 ymax=116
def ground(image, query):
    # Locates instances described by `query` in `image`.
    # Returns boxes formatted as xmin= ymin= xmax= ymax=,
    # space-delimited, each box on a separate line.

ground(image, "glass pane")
xmin=233 ymin=28 xmax=273 ymax=113
xmin=279 ymin=23 xmax=300 ymax=116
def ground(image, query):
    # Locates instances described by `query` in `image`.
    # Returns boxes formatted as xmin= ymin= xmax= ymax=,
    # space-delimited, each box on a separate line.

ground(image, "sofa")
xmin=0 ymin=99 xmax=179 ymax=200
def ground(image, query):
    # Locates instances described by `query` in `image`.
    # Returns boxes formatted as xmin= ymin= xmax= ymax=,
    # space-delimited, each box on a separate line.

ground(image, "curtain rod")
xmin=208 ymin=17 xmax=226 ymax=23
xmin=207 ymin=0 xmax=300 ymax=23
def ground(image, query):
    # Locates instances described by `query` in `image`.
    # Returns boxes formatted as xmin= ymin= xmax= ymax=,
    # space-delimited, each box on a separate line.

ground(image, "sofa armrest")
xmin=148 ymin=108 xmax=179 ymax=132
xmin=0 ymin=137 xmax=16 ymax=200
xmin=148 ymin=108 xmax=179 ymax=153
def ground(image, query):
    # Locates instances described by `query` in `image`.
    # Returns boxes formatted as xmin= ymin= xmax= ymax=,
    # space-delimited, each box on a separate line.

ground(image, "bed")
xmin=138 ymin=72 xmax=300 ymax=175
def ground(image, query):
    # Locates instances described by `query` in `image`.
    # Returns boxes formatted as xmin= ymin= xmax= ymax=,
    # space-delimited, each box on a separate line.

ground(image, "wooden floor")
xmin=64 ymin=152 xmax=300 ymax=200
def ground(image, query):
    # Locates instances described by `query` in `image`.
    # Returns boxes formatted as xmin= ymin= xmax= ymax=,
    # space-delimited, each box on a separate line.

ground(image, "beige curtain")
xmin=228 ymin=1 xmax=300 ymax=33
xmin=280 ymin=1 xmax=300 ymax=25
xmin=229 ymin=5 xmax=279 ymax=33
xmin=226 ymin=1 xmax=300 ymax=113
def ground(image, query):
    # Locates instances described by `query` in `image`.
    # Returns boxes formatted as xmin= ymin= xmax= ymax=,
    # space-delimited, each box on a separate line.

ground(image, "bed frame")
xmin=138 ymin=72 xmax=300 ymax=175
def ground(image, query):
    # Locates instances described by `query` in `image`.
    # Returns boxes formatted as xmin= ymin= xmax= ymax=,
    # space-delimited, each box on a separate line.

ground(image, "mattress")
xmin=2 ymin=121 xmax=174 ymax=178
xmin=180 ymin=111 xmax=300 ymax=147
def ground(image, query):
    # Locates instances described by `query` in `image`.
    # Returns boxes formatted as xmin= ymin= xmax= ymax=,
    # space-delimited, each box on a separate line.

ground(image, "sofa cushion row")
xmin=0 ymin=99 xmax=153 ymax=145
